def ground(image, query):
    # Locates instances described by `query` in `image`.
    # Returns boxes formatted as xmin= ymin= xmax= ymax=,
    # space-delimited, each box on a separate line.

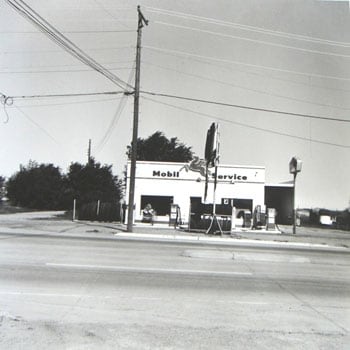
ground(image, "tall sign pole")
xmin=127 ymin=6 xmax=148 ymax=232
xmin=289 ymin=157 xmax=302 ymax=235
xmin=204 ymin=123 xmax=222 ymax=235
xmin=292 ymin=172 xmax=297 ymax=234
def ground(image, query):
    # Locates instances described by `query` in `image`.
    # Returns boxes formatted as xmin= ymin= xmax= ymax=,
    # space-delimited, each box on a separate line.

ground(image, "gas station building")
xmin=125 ymin=160 xmax=293 ymax=228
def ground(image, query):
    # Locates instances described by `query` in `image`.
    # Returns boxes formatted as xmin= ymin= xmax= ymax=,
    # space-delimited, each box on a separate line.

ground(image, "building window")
xmin=140 ymin=195 xmax=174 ymax=216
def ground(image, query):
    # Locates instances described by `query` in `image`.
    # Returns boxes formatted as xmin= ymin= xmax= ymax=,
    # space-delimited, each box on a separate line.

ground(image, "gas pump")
xmin=253 ymin=205 xmax=266 ymax=229
xmin=169 ymin=204 xmax=181 ymax=227
xmin=266 ymin=208 xmax=277 ymax=230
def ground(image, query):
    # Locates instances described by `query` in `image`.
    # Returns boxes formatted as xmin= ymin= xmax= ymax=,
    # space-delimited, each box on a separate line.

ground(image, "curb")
xmin=0 ymin=224 xmax=348 ymax=253
xmin=114 ymin=232 xmax=350 ymax=252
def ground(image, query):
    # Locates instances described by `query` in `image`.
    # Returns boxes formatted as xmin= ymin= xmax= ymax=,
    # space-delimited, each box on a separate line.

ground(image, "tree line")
xmin=1 ymin=132 xmax=193 ymax=210
xmin=4 ymin=158 xmax=123 ymax=210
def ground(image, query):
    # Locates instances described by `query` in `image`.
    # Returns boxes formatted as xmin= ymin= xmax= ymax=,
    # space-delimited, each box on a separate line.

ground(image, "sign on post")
xmin=289 ymin=157 xmax=302 ymax=174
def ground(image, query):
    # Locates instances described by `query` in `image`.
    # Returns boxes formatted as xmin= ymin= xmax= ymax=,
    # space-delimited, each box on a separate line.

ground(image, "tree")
xmin=127 ymin=131 xmax=193 ymax=162
xmin=5 ymin=159 xmax=123 ymax=213
xmin=65 ymin=158 xmax=123 ymax=205
xmin=6 ymin=161 xmax=66 ymax=210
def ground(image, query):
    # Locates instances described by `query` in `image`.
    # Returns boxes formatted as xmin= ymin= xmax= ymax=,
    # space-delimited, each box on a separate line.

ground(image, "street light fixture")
xmin=289 ymin=157 xmax=302 ymax=234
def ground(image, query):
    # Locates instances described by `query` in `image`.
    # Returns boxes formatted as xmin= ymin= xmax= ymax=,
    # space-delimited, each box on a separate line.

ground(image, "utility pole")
xmin=87 ymin=139 xmax=92 ymax=164
xmin=127 ymin=6 xmax=148 ymax=232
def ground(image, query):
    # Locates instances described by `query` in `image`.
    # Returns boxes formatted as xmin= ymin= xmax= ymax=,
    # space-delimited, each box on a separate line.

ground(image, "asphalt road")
xmin=0 ymin=233 xmax=349 ymax=349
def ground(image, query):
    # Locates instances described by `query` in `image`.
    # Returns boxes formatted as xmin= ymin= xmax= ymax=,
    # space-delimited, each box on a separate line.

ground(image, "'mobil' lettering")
xmin=153 ymin=170 xmax=179 ymax=178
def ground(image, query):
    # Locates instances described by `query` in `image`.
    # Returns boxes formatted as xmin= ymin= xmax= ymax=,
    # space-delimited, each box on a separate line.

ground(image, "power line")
xmin=154 ymin=21 xmax=350 ymax=59
xmin=144 ymin=46 xmax=350 ymax=82
xmin=64 ymin=5 xmax=134 ymax=11
xmin=5 ymin=87 xmax=348 ymax=123
xmin=142 ymin=60 xmax=350 ymax=111
xmin=141 ymin=96 xmax=350 ymax=149
xmin=145 ymin=6 xmax=350 ymax=48
xmin=12 ymin=105 xmax=61 ymax=145
xmin=9 ymin=96 xmax=124 ymax=108
xmin=2 ymin=91 xmax=125 ymax=118
xmin=141 ymin=90 xmax=350 ymax=123
xmin=1 ymin=92 xmax=12 ymax=123
xmin=96 ymin=63 xmax=136 ymax=152
xmin=5 ymin=0 xmax=133 ymax=90
xmin=64 ymin=30 xmax=135 ymax=33
xmin=0 ymin=59 xmax=135 ymax=70
xmin=10 ymin=91 xmax=126 ymax=100
xmin=144 ymin=45 xmax=350 ymax=94
xmin=92 ymin=0 xmax=133 ymax=30
xmin=2 ymin=90 xmax=125 ymax=109
xmin=0 ymin=30 xmax=135 ymax=34
xmin=1 ymin=46 xmax=134 ymax=54
xmin=0 ymin=92 xmax=13 ymax=106
xmin=0 ymin=67 xmax=134 ymax=74
xmin=96 ymin=94 xmax=130 ymax=152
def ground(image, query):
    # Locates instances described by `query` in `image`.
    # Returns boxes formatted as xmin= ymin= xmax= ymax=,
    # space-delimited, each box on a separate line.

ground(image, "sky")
xmin=0 ymin=0 xmax=349 ymax=210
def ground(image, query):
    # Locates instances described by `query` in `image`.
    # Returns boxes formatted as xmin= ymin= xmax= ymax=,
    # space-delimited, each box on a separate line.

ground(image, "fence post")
xmin=97 ymin=200 xmax=101 ymax=217
xmin=73 ymin=199 xmax=76 ymax=221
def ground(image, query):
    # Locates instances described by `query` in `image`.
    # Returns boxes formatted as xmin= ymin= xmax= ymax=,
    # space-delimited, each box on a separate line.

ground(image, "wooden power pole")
xmin=87 ymin=139 xmax=92 ymax=164
xmin=127 ymin=6 xmax=148 ymax=232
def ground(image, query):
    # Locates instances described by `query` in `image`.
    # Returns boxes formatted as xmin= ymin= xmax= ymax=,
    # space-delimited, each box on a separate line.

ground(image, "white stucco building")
xmin=125 ymin=160 xmax=266 ymax=225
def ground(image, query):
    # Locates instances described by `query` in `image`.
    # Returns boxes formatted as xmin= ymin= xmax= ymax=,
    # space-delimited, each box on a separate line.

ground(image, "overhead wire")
xmin=3 ymin=94 xmax=124 ymax=130
xmin=66 ymin=5 xmax=133 ymax=11
xmin=1 ymin=92 xmax=13 ymax=123
xmin=96 ymin=62 xmax=136 ymax=153
xmin=1 ymin=46 xmax=134 ymax=54
xmin=144 ymin=46 xmax=350 ymax=82
xmin=153 ymin=21 xmax=350 ymax=59
xmin=0 ymin=59 xmax=134 ymax=69
xmin=2 ymin=105 xmax=10 ymax=123
xmin=141 ymin=96 xmax=350 ymax=149
xmin=19 ymin=0 xmax=133 ymax=88
xmin=95 ymin=94 xmax=130 ymax=153
xmin=1 ymin=90 xmax=128 ymax=122
xmin=0 ymin=30 xmax=135 ymax=33
xmin=142 ymin=60 xmax=350 ymax=111
xmin=10 ymin=91 xmax=126 ymax=100
xmin=4 ymin=3 xmax=348 ymax=149
xmin=141 ymin=91 xmax=350 ymax=123
xmin=5 ymin=0 xmax=133 ymax=90
xmin=0 ymin=67 xmax=134 ymax=74
xmin=145 ymin=6 xmax=350 ymax=48
xmin=12 ymin=105 xmax=61 ymax=145
xmin=0 ymin=92 xmax=14 ymax=106
xmin=92 ymin=0 xmax=133 ymax=30
xmin=144 ymin=46 xmax=350 ymax=93
xmin=63 ymin=29 xmax=134 ymax=33
xmin=10 ymin=96 xmax=124 ymax=108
